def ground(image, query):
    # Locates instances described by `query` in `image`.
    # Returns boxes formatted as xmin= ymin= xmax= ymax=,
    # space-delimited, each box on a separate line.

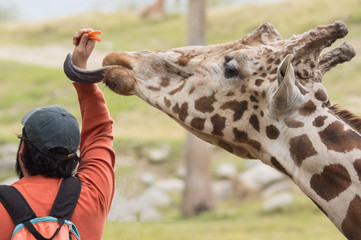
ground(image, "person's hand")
xmin=72 ymin=28 xmax=96 ymax=69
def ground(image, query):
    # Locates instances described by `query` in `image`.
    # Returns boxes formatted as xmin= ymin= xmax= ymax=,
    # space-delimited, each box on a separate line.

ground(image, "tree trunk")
xmin=181 ymin=0 xmax=214 ymax=217
xmin=182 ymin=132 xmax=214 ymax=216
xmin=186 ymin=0 xmax=206 ymax=46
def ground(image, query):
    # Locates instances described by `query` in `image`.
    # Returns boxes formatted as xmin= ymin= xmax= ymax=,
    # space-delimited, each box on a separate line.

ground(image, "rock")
xmin=139 ymin=208 xmax=162 ymax=222
xmin=135 ymin=187 xmax=171 ymax=211
xmin=217 ymin=163 xmax=237 ymax=179
xmin=1 ymin=143 xmax=18 ymax=155
xmin=261 ymin=180 xmax=292 ymax=198
xmin=0 ymin=143 xmax=18 ymax=172
xmin=147 ymin=145 xmax=171 ymax=163
xmin=141 ymin=172 xmax=155 ymax=186
xmin=177 ymin=167 xmax=186 ymax=178
xmin=238 ymin=161 xmax=285 ymax=191
xmin=262 ymin=192 xmax=294 ymax=212
xmin=108 ymin=190 xmax=137 ymax=222
xmin=213 ymin=180 xmax=233 ymax=202
xmin=154 ymin=178 xmax=184 ymax=193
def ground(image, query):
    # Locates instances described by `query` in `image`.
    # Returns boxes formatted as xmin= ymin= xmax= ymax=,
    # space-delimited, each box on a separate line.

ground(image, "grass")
xmin=103 ymin=194 xmax=345 ymax=240
xmin=1 ymin=0 xmax=361 ymax=239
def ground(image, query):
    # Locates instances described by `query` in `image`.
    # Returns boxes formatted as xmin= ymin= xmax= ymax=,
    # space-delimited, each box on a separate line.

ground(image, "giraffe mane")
xmin=330 ymin=104 xmax=361 ymax=133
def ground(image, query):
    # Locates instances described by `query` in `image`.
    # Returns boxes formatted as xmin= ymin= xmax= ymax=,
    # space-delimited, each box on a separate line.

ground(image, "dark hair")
xmin=16 ymin=128 xmax=81 ymax=179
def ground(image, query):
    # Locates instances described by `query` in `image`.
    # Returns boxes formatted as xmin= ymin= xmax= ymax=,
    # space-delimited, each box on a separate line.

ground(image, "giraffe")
xmin=64 ymin=21 xmax=360 ymax=239
xmin=138 ymin=0 xmax=166 ymax=19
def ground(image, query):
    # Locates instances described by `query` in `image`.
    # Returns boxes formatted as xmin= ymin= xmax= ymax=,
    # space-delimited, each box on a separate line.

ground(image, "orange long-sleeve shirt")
xmin=0 ymin=83 xmax=115 ymax=240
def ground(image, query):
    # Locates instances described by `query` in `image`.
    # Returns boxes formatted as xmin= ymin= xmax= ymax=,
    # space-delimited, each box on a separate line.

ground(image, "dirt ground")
xmin=0 ymin=45 xmax=107 ymax=69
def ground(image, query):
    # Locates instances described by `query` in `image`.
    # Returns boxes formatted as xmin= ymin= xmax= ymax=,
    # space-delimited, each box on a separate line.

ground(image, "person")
xmin=0 ymin=29 xmax=115 ymax=239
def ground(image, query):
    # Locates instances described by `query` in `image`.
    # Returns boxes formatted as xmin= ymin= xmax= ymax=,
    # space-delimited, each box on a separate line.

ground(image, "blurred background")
xmin=0 ymin=0 xmax=360 ymax=239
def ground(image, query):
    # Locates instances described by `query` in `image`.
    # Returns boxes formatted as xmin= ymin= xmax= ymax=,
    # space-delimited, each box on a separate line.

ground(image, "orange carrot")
xmin=89 ymin=35 xmax=102 ymax=42
xmin=88 ymin=30 xmax=103 ymax=42
xmin=88 ymin=30 xmax=103 ymax=36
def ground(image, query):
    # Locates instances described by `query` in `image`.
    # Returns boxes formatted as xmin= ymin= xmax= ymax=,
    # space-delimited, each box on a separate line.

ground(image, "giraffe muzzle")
xmin=63 ymin=53 xmax=110 ymax=84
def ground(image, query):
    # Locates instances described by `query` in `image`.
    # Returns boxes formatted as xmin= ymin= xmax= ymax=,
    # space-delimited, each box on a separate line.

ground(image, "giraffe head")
xmin=64 ymin=21 xmax=355 ymax=159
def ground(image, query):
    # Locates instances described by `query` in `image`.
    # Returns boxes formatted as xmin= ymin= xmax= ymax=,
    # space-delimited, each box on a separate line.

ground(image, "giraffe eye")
xmin=224 ymin=62 xmax=240 ymax=79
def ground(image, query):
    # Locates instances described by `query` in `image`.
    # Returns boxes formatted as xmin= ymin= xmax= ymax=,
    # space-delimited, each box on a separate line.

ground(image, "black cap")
xmin=21 ymin=105 xmax=80 ymax=160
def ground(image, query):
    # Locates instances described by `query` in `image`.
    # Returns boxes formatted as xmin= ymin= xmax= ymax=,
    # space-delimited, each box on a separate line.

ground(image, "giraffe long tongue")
xmin=63 ymin=53 xmax=110 ymax=84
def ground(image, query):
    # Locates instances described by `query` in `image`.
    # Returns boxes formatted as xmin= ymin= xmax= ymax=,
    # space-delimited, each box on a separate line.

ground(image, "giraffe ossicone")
xmin=64 ymin=21 xmax=360 ymax=239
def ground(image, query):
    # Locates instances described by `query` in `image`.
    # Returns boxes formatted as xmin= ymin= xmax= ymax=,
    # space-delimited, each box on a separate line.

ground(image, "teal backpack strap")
xmin=23 ymin=219 xmax=65 ymax=240
xmin=0 ymin=185 xmax=37 ymax=225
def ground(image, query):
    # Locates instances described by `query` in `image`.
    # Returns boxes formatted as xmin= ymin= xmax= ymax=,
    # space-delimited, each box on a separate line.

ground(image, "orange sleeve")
xmin=73 ymin=82 xmax=115 ymax=213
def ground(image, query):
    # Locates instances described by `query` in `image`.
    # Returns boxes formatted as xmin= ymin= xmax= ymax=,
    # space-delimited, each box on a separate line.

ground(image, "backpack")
xmin=0 ymin=176 xmax=82 ymax=240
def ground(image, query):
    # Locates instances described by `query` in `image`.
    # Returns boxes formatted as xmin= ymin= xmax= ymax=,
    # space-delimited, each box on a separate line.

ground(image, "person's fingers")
xmin=78 ymin=33 xmax=90 ymax=49
xmin=86 ymin=38 xmax=96 ymax=51
xmin=73 ymin=28 xmax=93 ymax=46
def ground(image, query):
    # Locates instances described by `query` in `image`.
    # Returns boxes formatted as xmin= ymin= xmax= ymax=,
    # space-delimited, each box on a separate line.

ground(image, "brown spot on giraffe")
xmin=147 ymin=85 xmax=160 ymax=91
xmin=195 ymin=94 xmax=216 ymax=113
xmin=266 ymin=125 xmax=280 ymax=140
xmin=353 ymin=159 xmax=361 ymax=182
xmin=255 ymin=79 xmax=264 ymax=87
xmin=270 ymin=68 xmax=277 ymax=75
xmin=221 ymin=100 xmax=248 ymax=122
xmin=249 ymin=114 xmax=260 ymax=132
xmin=191 ymin=117 xmax=206 ymax=130
xmin=172 ymin=102 xmax=189 ymax=122
xmin=271 ymin=157 xmax=292 ymax=178
xmin=299 ymin=100 xmax=317 ymax=116
xmin=315 ymin=89 xmax=328 ymax=102
xmin=164 ymin=97 xmax=171 ymax=108
xmin=160 ymin=77 xmax=171 ymax=87
xmin=313 ymin=115 xmax=328 ymax=128
xmin=262 ymin=91 xmax=266 ymax=99
xmin=289 ymin=134 xmax=317 ymax=166
xmin=341 ymin=195 xmax=361 ymax=240
xmin=241 ymin=85 xmax=247 ymax=94
xmin=310 ymin=164 xmax=351 ymax=201
xmin=189 ymin=86 xmax=195 ymax=95
xmin=174 ymin=50 xmax=198 ymax=66
xmin=266 ymin=57 xmax=274 ymax=64
xmin=211 ymin=114 xmax=226 ymax=136
xmin=284 ymin=117 xmax=304 ymax=128
xmin=319 ymin=121 xmax=361 ymax=152
xmin=218 ymin=140 xmax=234 ymax=153
xmin=233 ymin=128 xmax=261 ymax=151
xmin=250 ymin=95 xmax=259 ymax=103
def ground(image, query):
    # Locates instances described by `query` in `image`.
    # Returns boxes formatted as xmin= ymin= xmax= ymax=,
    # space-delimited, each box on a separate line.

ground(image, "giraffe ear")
xmin=270 ymin=54 xmax=303 ymax=116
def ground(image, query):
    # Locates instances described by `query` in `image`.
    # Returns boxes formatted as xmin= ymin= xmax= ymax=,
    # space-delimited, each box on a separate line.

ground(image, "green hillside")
xmin=0 ymin=0 xmax=360 ymax=239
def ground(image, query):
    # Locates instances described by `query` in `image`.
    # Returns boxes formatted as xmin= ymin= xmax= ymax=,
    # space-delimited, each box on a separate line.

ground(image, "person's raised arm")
xmin=70 ymin=29 xmax=115 ymax=212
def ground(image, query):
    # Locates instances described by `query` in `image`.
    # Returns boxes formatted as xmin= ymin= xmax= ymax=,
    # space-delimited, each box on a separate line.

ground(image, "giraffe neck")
xmin=260 ymin=106 xmax=361 ymax=239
